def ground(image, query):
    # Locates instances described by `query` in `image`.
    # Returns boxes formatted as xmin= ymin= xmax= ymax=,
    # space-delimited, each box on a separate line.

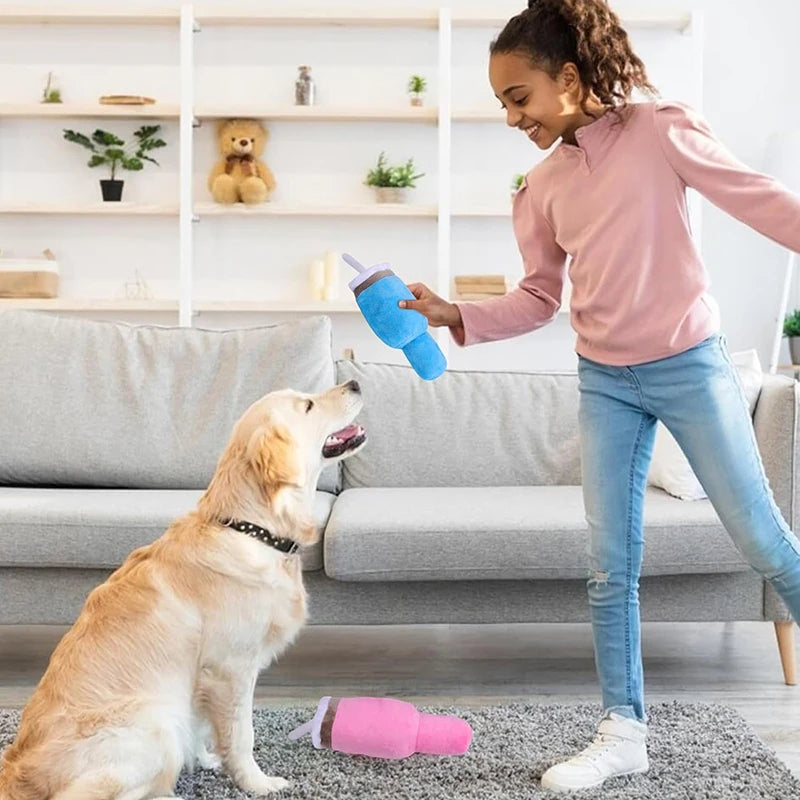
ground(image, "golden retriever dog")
xmin=0 ymin=380 xmax=366 ymax=800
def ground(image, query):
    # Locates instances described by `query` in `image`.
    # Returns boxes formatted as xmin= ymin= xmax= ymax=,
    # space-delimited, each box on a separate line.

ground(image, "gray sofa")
xmin=1 ymin=310 xmax=797 ymax=683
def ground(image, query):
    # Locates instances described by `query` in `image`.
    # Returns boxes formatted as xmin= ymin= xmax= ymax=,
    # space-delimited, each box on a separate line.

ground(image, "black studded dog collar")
xmin=220 ymin=518 xmax=301 ymax=555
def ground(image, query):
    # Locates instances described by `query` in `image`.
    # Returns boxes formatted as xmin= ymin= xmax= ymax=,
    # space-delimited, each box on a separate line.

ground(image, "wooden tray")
xmin=99 ymin=95 xmax=156 ymax=105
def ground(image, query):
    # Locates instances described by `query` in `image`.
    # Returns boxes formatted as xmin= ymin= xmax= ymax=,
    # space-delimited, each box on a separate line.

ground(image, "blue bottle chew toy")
xmin=342 ymin=253 xmax=447 ymax=381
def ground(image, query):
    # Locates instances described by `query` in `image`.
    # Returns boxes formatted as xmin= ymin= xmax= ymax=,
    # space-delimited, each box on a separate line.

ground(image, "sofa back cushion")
xmin=335 ymin=360 xmax=581 ymax=488
xmin=0 ymin=311 xmax=338 ymax=491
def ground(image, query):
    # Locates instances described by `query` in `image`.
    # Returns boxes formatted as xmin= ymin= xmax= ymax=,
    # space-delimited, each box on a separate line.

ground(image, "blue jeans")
xmin=578 ymin=332 xmax=800 ymax=723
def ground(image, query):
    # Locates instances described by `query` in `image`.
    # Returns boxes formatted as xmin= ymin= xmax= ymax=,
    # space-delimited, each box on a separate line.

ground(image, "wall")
xmin=1 ymin=0 xmax=797 ymax=372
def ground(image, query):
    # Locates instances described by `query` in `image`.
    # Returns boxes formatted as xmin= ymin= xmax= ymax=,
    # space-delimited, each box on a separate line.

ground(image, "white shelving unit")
xmin=0 ymin=3 xmax=704 ymax=354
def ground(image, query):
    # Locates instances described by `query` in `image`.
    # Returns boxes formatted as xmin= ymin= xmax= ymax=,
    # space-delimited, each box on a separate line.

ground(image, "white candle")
xmin=310 ymin=259 xmax=325 ymax=299
xmin=323 ymin=250 xmax=339 ymax=299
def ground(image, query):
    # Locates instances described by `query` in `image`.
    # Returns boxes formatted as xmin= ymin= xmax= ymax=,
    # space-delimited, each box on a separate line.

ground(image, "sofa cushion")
xmin=0 ymin=311 xmax=338 ymax=491
xmin=335 ymin=360 xmax=580 ymax=488
xmin=0 ymin=487 xmax=334 ymax=572
xmin=323 ymin=486 xmax=750 ymax=581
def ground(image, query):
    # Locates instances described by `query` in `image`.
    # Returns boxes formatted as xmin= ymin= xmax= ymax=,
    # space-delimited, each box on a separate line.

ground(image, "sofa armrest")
xmin=753 ymin=372 xmax=798 ymax=621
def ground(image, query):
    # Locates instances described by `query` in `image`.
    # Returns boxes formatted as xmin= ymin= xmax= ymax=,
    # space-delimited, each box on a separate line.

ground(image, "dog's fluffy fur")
xmin=0 ymin=381 xmax=365 ymax=800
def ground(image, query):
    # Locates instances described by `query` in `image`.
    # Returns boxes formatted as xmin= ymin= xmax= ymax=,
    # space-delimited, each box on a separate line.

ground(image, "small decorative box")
xmin=0 ymin=249 xmax=59 ymax=298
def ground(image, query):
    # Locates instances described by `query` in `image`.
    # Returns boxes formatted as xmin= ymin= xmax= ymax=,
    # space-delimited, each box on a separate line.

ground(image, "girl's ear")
xmin=558 ymin=61 xmax=581 ymax=95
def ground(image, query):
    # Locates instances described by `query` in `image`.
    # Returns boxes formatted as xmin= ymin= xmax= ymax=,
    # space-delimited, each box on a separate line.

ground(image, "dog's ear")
xmin=248 ymin=422 xmax=303 ymax=494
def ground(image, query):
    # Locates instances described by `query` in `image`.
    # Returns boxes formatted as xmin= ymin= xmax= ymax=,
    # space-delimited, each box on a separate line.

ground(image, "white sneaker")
xmin=540 ymin=713 xmax=649 ymax=794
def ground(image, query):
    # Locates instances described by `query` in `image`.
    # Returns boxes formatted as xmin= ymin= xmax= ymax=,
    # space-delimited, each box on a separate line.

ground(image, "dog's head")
xmin=200 ymin=381 xmax=365 ymax=533
xmin=241 ymin=380 xmax=366 ymax=493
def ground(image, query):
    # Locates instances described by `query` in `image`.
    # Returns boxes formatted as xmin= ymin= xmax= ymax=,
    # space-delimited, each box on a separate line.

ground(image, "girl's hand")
xmin=399 ymin=283 xmax=463 ymax=329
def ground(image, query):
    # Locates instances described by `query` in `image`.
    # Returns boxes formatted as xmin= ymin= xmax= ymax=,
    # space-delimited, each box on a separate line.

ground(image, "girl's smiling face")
xmin=489 ymin=51 xmax=602 ymax=149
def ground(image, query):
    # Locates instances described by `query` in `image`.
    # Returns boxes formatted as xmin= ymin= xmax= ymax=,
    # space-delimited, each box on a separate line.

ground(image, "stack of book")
xmin=453 ymin=274 xmax=512 ymax=300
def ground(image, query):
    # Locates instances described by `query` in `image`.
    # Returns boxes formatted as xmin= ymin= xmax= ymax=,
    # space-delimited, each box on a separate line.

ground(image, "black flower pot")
xmin=100 ymin=179 xmax=124 ymax=202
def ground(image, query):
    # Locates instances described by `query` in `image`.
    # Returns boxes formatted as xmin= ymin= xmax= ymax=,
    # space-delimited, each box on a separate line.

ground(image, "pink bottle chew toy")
xmin=288 ymin=696 xmax=473 ymax=760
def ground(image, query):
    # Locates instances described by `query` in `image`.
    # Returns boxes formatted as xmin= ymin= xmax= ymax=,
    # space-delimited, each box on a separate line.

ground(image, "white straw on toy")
xmin=342 ymin=253 xmax=367 ymax=273
xmin=288 ymin=720 xmax=313 ymax=741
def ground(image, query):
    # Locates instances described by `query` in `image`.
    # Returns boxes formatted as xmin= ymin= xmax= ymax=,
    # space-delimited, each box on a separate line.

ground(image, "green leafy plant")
xmin=41 ymin=72 xmax=62 ymax=103
xmin=511 ymin=173 xmax=525 ymax=191
xmin=62 ymin=125 xmax=167 ymax=180
xmin=365 ymin=152 xmax=425 ymax=189
xmin=407 ymin=74 xmax=427 ymax=97
xmin=784 ymin=309 xmax=800 ymax=338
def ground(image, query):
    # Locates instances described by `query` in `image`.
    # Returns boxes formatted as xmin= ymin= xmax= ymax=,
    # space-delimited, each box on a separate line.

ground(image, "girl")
xmin=399 ymin=0 xmax=800 ymax=793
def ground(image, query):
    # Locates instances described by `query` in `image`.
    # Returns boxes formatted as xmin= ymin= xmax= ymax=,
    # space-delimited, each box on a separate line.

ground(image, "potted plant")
xmin=365 ymin=151 xmax=425 ymax=203
xmin=62 ymin=125 xmax=166 ymax=201
xmin=511 ymin=173 xmax=525 ymax=201
xmin=41 ymin=71 xmax=62 ymax=103
xmin=784 ymin=309 xmax=800 ymax=364
xmin=408 ymin=74 xmax=427 ymax=107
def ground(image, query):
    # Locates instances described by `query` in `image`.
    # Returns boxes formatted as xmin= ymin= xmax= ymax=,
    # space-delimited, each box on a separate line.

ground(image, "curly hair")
xmin=490 ymin=0 xmax=658 ymax=113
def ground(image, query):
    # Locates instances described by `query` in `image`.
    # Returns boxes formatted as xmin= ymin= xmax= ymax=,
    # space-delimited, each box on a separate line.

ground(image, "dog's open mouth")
xmin=322 ymin=424 xmax=366 ymax=458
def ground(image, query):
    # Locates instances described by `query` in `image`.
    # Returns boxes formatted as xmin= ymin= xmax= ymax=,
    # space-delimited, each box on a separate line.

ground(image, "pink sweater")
xmin=452 ymin=100 xmax=800 ymax=365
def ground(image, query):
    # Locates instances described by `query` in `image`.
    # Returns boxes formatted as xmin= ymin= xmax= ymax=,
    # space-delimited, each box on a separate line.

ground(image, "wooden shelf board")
xmin=0 ymin=298 xmax=178 ymax=311
xmin=452 ymin=11 xmax=692 ymax=32
xmin=194 ymin=202 xmax=438 ymax=217
xmin=194 ymin=300 xmax=359 ymax=313
xmin=0 ymin=203 xmax=179 ymax=216
xmin=453 ymin=207 xmax=512 ymax=217
xmin=453 ymin=110 xmax=505 ymax=122
xmin=0 ymin=6 xmax=179 ymax=25
xmin=194 ymin=8 xmax=439 ymax=28
xmin=0 ymin=7 xmax=691 ymax=33
xmin=0 ymin=203 xmax=437 ymax=217
xmin=195 ymin=106 xmax=437 ymax=122
xmin=0 ymin=103 xmax=179 ymax=119
xmin=0 ymin=203 xmax=515 ymax=218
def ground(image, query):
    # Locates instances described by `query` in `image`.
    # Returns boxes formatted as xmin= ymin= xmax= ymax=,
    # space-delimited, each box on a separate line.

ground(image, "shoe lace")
xmin=570 ymin=732 xmax=624 ymax=766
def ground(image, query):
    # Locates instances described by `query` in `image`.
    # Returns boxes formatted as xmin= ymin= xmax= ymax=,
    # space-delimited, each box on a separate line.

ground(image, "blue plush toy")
xmin=342 ymin=253 xmax=447 ymax=381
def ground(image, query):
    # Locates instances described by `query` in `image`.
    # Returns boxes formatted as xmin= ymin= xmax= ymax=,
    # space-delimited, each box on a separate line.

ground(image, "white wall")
xmin=1 ymin=0 xmax=798 ymax=372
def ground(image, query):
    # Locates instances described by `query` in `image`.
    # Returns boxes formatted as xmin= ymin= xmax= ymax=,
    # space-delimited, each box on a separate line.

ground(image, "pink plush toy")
xmin=288 ymin=696 xmax=473 ymax=759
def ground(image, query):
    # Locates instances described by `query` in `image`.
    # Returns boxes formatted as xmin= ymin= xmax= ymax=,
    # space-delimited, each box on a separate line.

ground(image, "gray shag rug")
xmin=1 ymin=702 xmax=797 ymax=799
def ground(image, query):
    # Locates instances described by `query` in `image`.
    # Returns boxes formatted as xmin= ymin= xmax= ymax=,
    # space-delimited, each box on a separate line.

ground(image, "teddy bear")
xmin=207 ymin=118 xmax=276 ymax=204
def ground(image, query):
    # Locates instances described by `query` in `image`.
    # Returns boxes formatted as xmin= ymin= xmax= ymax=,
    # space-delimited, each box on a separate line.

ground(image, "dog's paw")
xmin=239 ymin=774 xmax=290 ymax=795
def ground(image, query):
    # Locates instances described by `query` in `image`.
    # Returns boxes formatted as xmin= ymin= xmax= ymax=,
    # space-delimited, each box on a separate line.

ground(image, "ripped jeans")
xmin=578 ymin=332 xmax=800 ymax=723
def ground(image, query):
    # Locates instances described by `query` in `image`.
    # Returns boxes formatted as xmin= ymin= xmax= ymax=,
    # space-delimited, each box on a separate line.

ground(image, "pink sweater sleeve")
xmin=450 ymin=181 xmax=567 ymax=347
xmin=654 ymin=100 xmax=800 ymax=253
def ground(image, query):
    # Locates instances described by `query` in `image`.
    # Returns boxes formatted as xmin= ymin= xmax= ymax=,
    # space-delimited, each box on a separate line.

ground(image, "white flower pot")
xmin=374 ymin=187 xmax=408 ymax=203
xmin=790 ymin=337 xmax=800 ymax=364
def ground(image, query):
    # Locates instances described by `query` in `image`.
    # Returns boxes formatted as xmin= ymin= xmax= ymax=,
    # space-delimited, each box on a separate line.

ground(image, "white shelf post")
xmin=436 ymin=6 xmax=452 ymax=359
xmin=179 ymin=4 xmax=195 ymax=327
xmin=770 ymin=252 xmax=796 ymax=374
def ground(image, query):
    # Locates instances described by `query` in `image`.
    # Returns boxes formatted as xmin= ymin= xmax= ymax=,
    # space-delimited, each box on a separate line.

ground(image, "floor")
xmin=1 ymin=621 xmax=799 ymax=775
